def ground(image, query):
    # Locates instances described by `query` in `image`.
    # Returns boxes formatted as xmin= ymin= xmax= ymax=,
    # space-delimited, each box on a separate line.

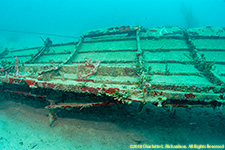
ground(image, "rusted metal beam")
xmin=184 ymin=31 xmax=224 ymax=85
xmin=64 ymin=37 xmax=83 ymax=64
xmin=37 ymin=37 xmax=83 ymax=77
xmin=45 ymin=101 xmax=121 ymax=109
xmin=29 ymin=46 xmax=46 ymax=63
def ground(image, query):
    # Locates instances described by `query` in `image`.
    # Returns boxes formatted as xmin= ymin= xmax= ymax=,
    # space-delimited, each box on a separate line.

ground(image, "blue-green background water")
xmin=0 ymin=0 xmax=225 ymax=48
xmin=1 ymin=1 xmax=225 ymax=149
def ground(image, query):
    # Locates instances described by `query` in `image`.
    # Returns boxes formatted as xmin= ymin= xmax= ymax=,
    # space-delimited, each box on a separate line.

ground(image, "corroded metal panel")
xmin=0 ymin=25 xmax=224 ymax=121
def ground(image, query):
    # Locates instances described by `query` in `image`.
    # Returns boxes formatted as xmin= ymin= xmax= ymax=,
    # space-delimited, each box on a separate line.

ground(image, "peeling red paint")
xmin=127 ymin=98 xmax=132 ymax=101
xmin=159 ymin=91 xmax=163 ymax=96
xmin=8 ymin=77 xmax=23 ymax=83
xmin=105 ymin=88 xmax=120 ymax=94
xmin=144 ymin=88 xmax=147 ymax=93
xmin=185 ymin=93 xmax=196 ymax=99
xmin=136 ymin=53 xmax=140 ymax=57
xmin=133 ymin=99 xmax=143 ymax=102
xmin=42 ymin=82 xmax=47 ymax=88
xmin=91 ymin=102 xmax=117 ymax=106
xmin=47 ymin=83 xmax=56 ymax=89
xmin=97 ymin=87 xmax=101 ymax=90
xmin=9 ymin=78 xmax=21 ymax=83
xmin=209 ymin=86 xmax=216 ymax=89
xmin=80 ymin=86 xmax=99 ymax=93
xmin=61 ymin=106 xmax=72 ymax=108
xmin=149 ymin=30 xmax=157 ymax=32
xmin=9 ymin=78 xmax=13 ymax=83
xmin=153 ymin=91 xmax=163 ymax=96
xmin=25 ymin=80 xmax=36 ymax=86
xmin=15 ymin=79 xmax=21 ymax=83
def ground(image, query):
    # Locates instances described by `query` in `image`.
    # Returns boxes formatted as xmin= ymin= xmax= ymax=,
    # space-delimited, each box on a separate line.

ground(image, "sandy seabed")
xmin=0 ymin=95 xmax=225 ymax=150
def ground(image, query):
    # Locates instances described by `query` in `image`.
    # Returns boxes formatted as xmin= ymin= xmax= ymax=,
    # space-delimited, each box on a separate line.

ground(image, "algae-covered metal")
xmin=0 ymin=25 xmax=225 ymax=125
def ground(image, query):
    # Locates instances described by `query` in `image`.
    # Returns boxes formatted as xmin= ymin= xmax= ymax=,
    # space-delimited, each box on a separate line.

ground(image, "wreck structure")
xmin=0 ymin=25 xmax=225 ymax=125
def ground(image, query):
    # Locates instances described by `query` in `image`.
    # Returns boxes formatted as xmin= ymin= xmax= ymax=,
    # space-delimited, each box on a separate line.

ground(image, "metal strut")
xmin=183 ymin=30 xmax=224 ymax=85
xmin=37 ymin=37 xmax=83 ymax=77
xmin=135 ymin=27 xmax=148 ymax=111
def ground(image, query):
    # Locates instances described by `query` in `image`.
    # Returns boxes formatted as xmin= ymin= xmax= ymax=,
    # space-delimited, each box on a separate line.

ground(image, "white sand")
xmin=0 ymin=96 xmax=225 ymax=150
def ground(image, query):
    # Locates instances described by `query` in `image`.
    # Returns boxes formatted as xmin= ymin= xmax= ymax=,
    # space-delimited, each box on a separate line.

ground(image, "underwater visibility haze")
xmin=0 ymin=0 xmax=225 ymax=150
xmin=0 ymin=0 xmax=225 ymax=48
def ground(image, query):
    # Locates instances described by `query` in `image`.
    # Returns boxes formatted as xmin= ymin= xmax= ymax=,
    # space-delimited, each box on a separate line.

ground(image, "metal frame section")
xmin=184 ymin=31 xmax=224 ymax=85
xmin=29 ymin=46 xmax=46 ymax=63
xmin=35 ymin=37 xmax=83 ymax=79
xmin=134 ymin=27 xmax=157 ymax=111
xmin=83 ymin=25 xmax=139 ymax=38
xmin=0 ymin=25 xmax=225 ymax=125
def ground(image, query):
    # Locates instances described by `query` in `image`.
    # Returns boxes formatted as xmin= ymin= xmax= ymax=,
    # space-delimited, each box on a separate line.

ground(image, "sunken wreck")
xmin=0 ymin=25 xmax=225 ymax=125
